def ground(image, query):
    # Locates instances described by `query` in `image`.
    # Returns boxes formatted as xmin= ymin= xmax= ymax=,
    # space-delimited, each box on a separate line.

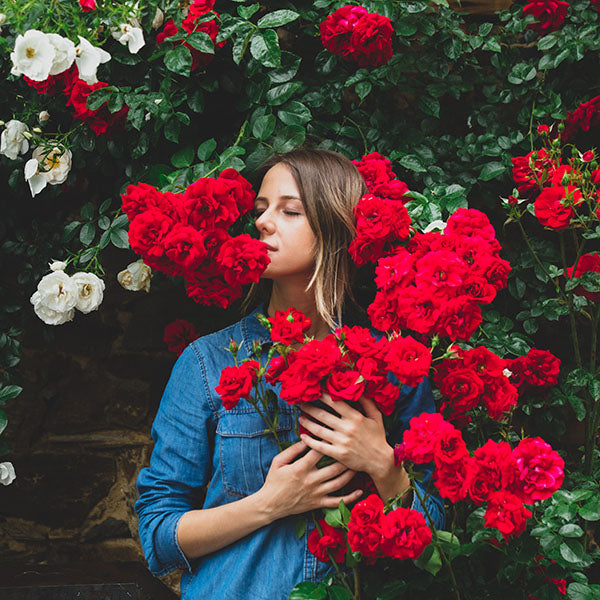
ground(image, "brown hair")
xmin=243 ymin=147 xmax=367 ymax=328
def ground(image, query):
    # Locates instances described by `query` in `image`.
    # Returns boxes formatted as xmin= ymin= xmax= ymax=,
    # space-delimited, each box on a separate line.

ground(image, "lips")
xmin=262 ymin=242 xmax=277 ymax=251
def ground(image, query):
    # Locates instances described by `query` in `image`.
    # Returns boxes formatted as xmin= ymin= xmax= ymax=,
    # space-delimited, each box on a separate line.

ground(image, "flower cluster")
xmin=505 ymin=348 xmax=562 ymax=391
xmin=401 ymin=412 xmax=564 ymax=540
xmin=156 ymin=0 xmax=225 ymax=71
xmin=349 ymin=153 xmax=412 ymax=266
xmin=164 ymin=319 xmax=199 ymax=356
xmin=122 ymin=168 xmax=269 ymax=308
xmin=522 ymin=0 xmax=570 ymax=34
xmin=320 ymin=5 xmax=393 ymax=68
xmin=562 ymin=96 xmax=600 ymax=142
xmin=433 ymin=345 xmax=519 ymax=423
xmin=29 ymin=261 xmax=105 ymax=325
xmin=368 ymin=208 xmax=510 ymax=341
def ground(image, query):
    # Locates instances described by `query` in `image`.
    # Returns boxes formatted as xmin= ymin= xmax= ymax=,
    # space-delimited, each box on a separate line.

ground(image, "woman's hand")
xmin=257 ymin=440 xmax=364 ymax=521
xmin=298 ymin=394 xmax=411 ymax=502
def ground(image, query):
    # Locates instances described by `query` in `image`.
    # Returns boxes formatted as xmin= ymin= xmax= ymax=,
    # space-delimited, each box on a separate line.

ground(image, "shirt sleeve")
xmin=135 ymin=343 xmax=217 ymax=576
xmin=387 ymin=377 xmax=446 ymax=531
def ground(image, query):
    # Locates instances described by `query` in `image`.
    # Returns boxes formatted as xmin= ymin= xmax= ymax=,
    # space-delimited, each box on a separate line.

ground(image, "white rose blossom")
xmin=49 ymin=260 xmax=67 ymax=271
xmin=117 ymin=259 xmax=152 ymax=292
xmin=10 ymin=29 xmax=55 ymax=81
xmin=30 ymin=270 xmax=77 ymax=325
xmin=24 ymin=158 xmax=47 ymax=197
xmin=47 ymin=33 xmax=75 ymax=76
xmin=38 ymin=110 xmax=51 ymax=123
xmin=112 ymin=23 xmax=145 ymax=54
xmin=0 ymin=462 xmax=16 ymax=486
xmin=71 ymin=272 xmax=105 ymax=313
xmin=0 ymin=119 xmax=29 ymax=160
xmin=74 ymin=36 xmax=111 ymax=85
xmin=32 ymin=145 xmax=72 ymax=185
xmin=152 ymin=8 xmax=164 ymax=30
xmin=423 ymin=219 xmax=447 ymax=233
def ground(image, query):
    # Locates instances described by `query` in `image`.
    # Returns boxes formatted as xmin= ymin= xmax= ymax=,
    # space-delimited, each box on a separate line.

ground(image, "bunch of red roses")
xmin=216 ymin=308 xmax=432 ymax=416
xmin=399 ymin=412 xmax=565 ymax=540
xmin=320 ymin=5 xmax=394 ymax=68
xmin=25 ymin=65 xmax=128 ymax=136
xmin=349 ymin=152 xmax=412 ymax=266
xmin=367 ymin=208 xmax=511 ymax=341
xmin=156 ymin=0 xmax=225 ymax=71
xmin=522 ymin=0 xmax=570 ymax=34
xmin=562 ymin=95 xmax=600 ymax=142
xmin=308 ymin=495 xmax=432 ymax=564
xmin=122 ymin=168 xmax=269 ymax=308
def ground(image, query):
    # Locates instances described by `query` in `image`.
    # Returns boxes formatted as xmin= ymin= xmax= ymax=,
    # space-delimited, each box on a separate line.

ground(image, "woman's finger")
xmin=321 ymin=488 xmax=364 ymax=508
xmin=310 ymin=460 xmax=348 ymax=482
xmin=271 ymin=440 xmax=307 ymax=467
xmin=358 ymin=395 xmax=381 ymax=419
xmin=319 ymin=393 xmax=360 ymax=418
xmin=296 ymin=447 xmax=325 ymax=468
xmin=298 ymin=404 xmax=341 ymax=429
xmin=317 ymin=468 xmax=357 ymax=495
xmin=298 ymin=415 xmax=338 ymax=444
xmin=300 ymin=433 xmax=339 ymax=461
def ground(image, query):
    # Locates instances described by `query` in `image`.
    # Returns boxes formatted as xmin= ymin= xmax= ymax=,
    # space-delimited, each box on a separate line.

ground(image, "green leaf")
xmin=355 ymin=81 xmax=372 ymax=100
xmin=0 ymin=385 xmax=22 ymax=401
xmin=171 ymin=146 xmax=195 ymax=168
xmin=253 ymin=115 xmax=276 ymax=140
xmin=413 ymin=543 xmax=442 ymax=575
xmin=479 ymin=22 xmax=493 ymax=36
xmin=338 ymin=499 xmax=351 ymax=525
xmin=328 ymin=586 xmax=352 ymax=600
xmin=559 ymin=539 xmax=585 ymax=563
xmin=238 ymin=2 xmax=259 ymax=19
xmin=81 ymin=202 xmax=95 ymax=221
xmin=164 ymin=45 xmax=193 ymax=76
xmin=324 ymin=507 xmax=343 ymax=528
xmin=538 ymin=34 xmax=558 ymax=51
xmin=278 ymin=101 xmax=311 ymax=126
xmin=589 ymin=379 xmax=600 ymax=402
xmin=86 ymin=87 xmax=115 ymax=110
xmin=99 ymin=230 xmax=110 ymax=250
xmin=478 ymin=161 xmax=506 ymax=181
xmin=188 ymin=89 xmax=205 ymax=112
xmin=98 ymin=216 xmax=110 ymax=230
xmin=273 ymin=125 xmax=305 ymax=153
xmin=62 ymin=221 xmax=82 ymax=243
xmin=396 ymin=19 xmax=418 ymax=37
xmin=554 ymin=47 xmax=571 ymax=68
xmin=107 ymin=93 xmax=123 ymax=114
xmin=293 ymin=516 xmax=306 ymax=540
xmin=79 ymin=222 xmax=95 ymax=246
xmin=197 ymin=138 xmax=217 ymax=161
xmin=0 ymin=409 xmax=6 ymax=436
xmin=266 ymin=82 xmax=302 ymax=105
xmin=419 ymin=95 xmax=440 ymax=118
xmin=559 ymin=524 xmax=584 ymax=538
xmin=568 ymin=394 xmax=586 ymax=421
xmin=399 ymin=154 xmax=427 ymax=173
xmin=567 ymin=582 xmax=595 ymax=600
xmin=250 ymin=30 xmax=281 ymax=68
xmin=289 ymin=582 xmax=327 ymax=600
xmin=186 ymin=31 xmax=215 ymax=54
xmin=579 ymin=497 xmax=600 ymax=521
xmin=257 ymin=9 xmax=300 ymax=28
xmin=110 ymin=228 xmax=130 ymax=249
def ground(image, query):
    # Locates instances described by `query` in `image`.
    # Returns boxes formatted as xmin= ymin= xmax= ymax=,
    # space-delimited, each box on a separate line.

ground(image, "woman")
xmin=135 ymin=148 xmax=445 ymax=599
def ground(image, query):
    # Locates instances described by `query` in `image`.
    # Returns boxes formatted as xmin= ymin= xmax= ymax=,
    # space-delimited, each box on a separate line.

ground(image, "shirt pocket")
xmin=216 ymin=410 xmax=294 ymax=498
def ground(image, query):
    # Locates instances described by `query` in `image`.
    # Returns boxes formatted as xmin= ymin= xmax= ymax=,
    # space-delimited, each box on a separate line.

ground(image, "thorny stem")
xmin=353 ymin=567 xmax=361 ymax=600
xmin=585 ymin=306 xmax=600 ymax=475
xmin=202 ymin=119 xmax=248 ymax=179
xmin=559 ymin=232 xmax=583 ymax=369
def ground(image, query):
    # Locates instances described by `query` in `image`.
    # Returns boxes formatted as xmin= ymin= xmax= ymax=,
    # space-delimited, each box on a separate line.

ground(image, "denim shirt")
xmin=135 ymin=307 xmax=445 ymax=600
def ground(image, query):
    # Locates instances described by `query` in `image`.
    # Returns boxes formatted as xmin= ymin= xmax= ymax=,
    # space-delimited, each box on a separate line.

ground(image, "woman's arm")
xmin=177 ymin=440 xmax=363 ymax=560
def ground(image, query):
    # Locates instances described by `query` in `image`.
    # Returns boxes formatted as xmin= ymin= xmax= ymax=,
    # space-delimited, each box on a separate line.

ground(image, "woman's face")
xmin=255 ymin=162 xmax=316 ymax=281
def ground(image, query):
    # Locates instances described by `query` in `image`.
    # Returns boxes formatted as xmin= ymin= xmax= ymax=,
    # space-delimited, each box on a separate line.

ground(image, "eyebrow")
xmin=255 ymin=194 xmax=302 ymax=202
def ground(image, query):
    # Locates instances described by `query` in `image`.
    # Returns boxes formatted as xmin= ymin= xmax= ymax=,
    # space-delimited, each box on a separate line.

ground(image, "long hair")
xmin=243 ymin=147 xmax=367 ymax=328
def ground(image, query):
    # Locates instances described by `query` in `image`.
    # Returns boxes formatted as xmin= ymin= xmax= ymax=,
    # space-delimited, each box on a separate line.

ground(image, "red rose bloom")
xmin=435 ymin=297 xmax=482 ymax=342
xmin=347 ymin=494 xmax=384 ymax=557
xmin=185 ymin=275 xmax=242 ymax=309
xmin=164 ymin=224 xmax=208 ymax=272
xmin=385 ymin=335 xmax=431 ymax=387
xmin=349 ymin=12 xmax=394 ymax=68
xmin=320 ymin=5 xmax=369 ymax=58
xmin=437 ymin=367 xmax=484 ymax=418
xmin=462 ymin=346 xmax=505 ymax=381
xmin=265 ymin=355 xmax=287 ymax=384
xmin=433 ymin=426 xmax=469 ymax=467
xmin=128 ymin=209 xmax=175 ymax=267
xmin=402 ymin=412 xmax=454 ymax=464
xmin=79 ymin=0 xmax=96 ymax=10
xmin=534 ymin=185 xmax=582 ymax=229
xmin=268 ymin=307 xmax=311 ymax=345
xmin=511 ymin=437 xmax=565 ymax=503
xmin=522 ymin=0 xmax=570 ymax=33
xmin=325 ymin=369 xmax=365 ymax=403
xmin=469 ymin=440 xmax=518 ymax=505
xmin=24 ymin=73 xmax=65 ymax=95
xmin=415 ymin=251 xmax=468 ymax=291
xmin=354 ymin=194 xmax=411 ymax=242
xmin=365 ymin=377 xmax=400 ymax=415
xmin=566 ymin=253 xmax=600 ymax=302
xmin=484 ymin=491 xmax=532 ymax=540
xmin=341 ymin=325 xmax=385 ymax=361
xmin=215 ymin=360 xmax=259 ymax=410
xmin=380 ymin=507 xmax=432 ymax=559
xmin=217 ymin=235 xmax=270 ymax=286
xmin=434 ymin=457 xmax=474 ymax=502
xmin=368 ymin=292 xmax=403 ymax=332
xmin=371 ymin=179 xmax=410 ymax=203
xmin=481 ymin=377 xmax=518 ymax=421
xmin=163 ymin=319 xmax=198 ymax=356
xmin=562 ymin=96 xmax=600 ymax=141
xmin=121 ymin=182 xmax=166 ymax=221
xmin=445 ymin=208 xmax=496 ymax=241
xmin=353 ymin=152 xmax=395 ymax=189
xmin=307 ymin=520 xmax=347 ymax=563
xmin=511 ymin=148 xmax=555 ymax=197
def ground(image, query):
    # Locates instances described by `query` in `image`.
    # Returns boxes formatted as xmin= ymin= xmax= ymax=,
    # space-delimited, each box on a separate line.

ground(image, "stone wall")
xmin=0 ymin=247 xmax=239 ymax=594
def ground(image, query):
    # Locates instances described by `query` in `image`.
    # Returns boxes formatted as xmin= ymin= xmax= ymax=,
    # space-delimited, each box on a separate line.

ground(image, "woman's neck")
xmin=267 ymin=280 xmax=330 ymax=340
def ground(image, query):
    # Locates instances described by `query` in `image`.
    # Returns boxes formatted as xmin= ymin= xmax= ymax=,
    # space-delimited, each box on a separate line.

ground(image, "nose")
xmin=255 ymin=208 xmax=275 ymax=235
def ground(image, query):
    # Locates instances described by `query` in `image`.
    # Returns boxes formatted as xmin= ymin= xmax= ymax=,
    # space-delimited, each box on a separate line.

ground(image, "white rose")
xmin=117 ymin=259 xmax=152 ymax=292
xmin=0 ymin=462 xmax=16 ymax=486
xmin=38 ymin=110 xmax=51 ymax=123
xmin=30 ymin=291 xmax=74 ymax=325
xmin=112 ymin=23 xmax=145 ymax=54
xmin=32 ymin=145 xmax=72 ymax=185
xmin=10 ymin=29 xmax=56 ymax=81
xmin=71 ymin=272 xmax=105 ymax=313
xmin=49 ymin=260 xmax=67 ymax=271
xmin=423 ymin=219 xmax=447 ymax=233
xmin=74 ymin=36 xmax=111 ymax=85
xmin=152 ymin=7 xmax=164 ymax=29
xmin=32 ymin=270 xmax=78 ymax=314
xmin=24 ymin=158 xmax=47 ymax=197
xmin=0 ymin=14 xmax=6 ymax=26
xmin=0 ymin=119 xmax=29 ymax=160
xmin=47 ymin=33 xmax=76 ymax=76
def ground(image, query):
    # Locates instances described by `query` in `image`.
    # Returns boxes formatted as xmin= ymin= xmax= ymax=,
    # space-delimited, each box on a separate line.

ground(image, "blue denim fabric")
xmin=135 ymin=306 xmax=445 ymax=600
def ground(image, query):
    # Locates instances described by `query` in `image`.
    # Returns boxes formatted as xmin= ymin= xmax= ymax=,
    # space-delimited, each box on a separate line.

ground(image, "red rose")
xmin=279 ymin=364 xmax=324 ymax=405
xmin=24 ymin=73 xmax=65 ymax=95
xmin=481 ymin=377 xmax=518 ymax=421
xmin=445 ymin=208 xmax=496 ymax=242
xmin=320 ymin=5 xmax=369 ymax=58
xmin=365 ymin=377 xmax=400 ymax=415
xmin=325 ymin=369 xmax=365 ymax=403
xmin=183 ymin=177 xmax=240 ymax=230
xmin=374 ymin=250 xmax=416 ymax=290
xmin=347 ymin=494 xmax=384 ymax=557
xmin=268 ymin=307 xmax=311 ymax=345
xmin=385 ymin=335 xmax=431 ymax=387
xmin=371 ymin=179 xmax=409 ymax=203
xmin=265 ymin=355 xmax=287 ymax=384
xmin=341 ymin=325 xmax=385 ymax=361
xmin=163 ymin=319 xmax=198 ymax=356
xmin=415 ymin=251 xmax=468 ymax=292
xmin=164 ymin=224 xmax=208 ymax=272
xmin=469 ymin=440 xmax=518 ymax=505
xmin=479 ymin=255 xmax=512 ymax=291
xmin=458 ymin=276 xmax=497 ymax=304
xmin=367 ymin=292 xmax=403 ymax=332
xmin=396 ymin=288 xmax=443 ymax=336
xmin=562 ymin=96 xmax=600 ymax=141
xmin=437 ymin=367 xmax=483 ymax=418
xmin=353 ymin=152 xmax=395 ymax=189
xmin=380 ymin=507 xmax=432 ymax=560
xmin=121 ymin=182 xmax=166 ymax=221
xmin=354 ymin=194 xmax=411 ymax=241
xmin=128 ymin=208 xmax=175 ymax=267
xmin=307 ymin=520 xmax=347 ymax=563
xmin=185 ymin=275 xmax=242 ymax=309
xmin=522 ymin=0 xmax=570 ymax=33
xmin=434 ymin=457 xmax=474 ymax=502
xmin=433 ymin=426 xmax=469 ymax=467
xmin=511 ymin=437 xmax=565 ymax=503
xmin=156 ymin=19 xmax=179 ymax=44
xmin=402 ymin=412 xmax=454 ymax=464
xmin=292 ymin=337 xmax=342 ymax=380
xmin=349 ymin=12 xmax=394 ymax=68
xmin=435 ymin=297 xmax=482 ymax=342
xmin=511 ymin=148 xmax=555 ymax=197
xmin=216 ymin=235 xmax=270 ymax=286
xmin=521 ymin=348 xmax=561 ymax=387
xmin=534 ymin=185 xmax=582 ymax=229
xmin=484 ymin=491 xmax=532 ymax=540
xmin=215 ymin=360 xmax=259 ymax=410
xmin=566 ymin=253 xmax=600 ymax=302
xmin=462 ymin=346 xmax=505 ymax=381
xmin=79 ymin=0 xmax=96 ymax=10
